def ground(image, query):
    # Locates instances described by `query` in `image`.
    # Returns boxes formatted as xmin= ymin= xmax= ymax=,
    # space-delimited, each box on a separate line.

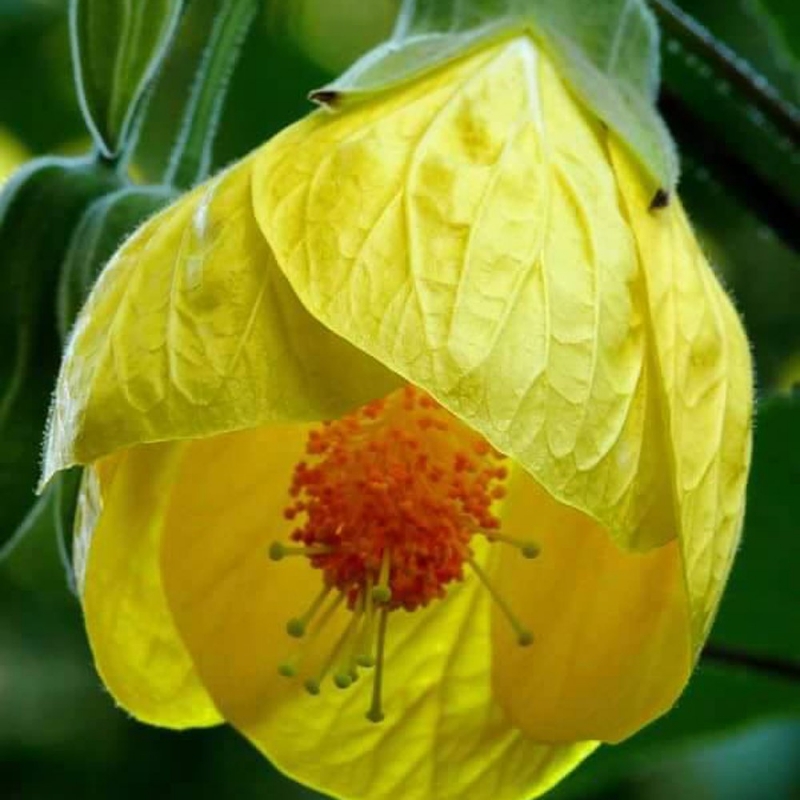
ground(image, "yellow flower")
xmin=43 ymin=36 xmax=753 ymax=800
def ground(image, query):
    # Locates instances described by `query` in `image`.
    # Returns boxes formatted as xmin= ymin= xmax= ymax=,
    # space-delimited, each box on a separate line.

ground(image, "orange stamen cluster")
xmin=282 ymin=386 xmax=508 ymax=611
xmin=270 ymin=386 xmax=539 ymax=722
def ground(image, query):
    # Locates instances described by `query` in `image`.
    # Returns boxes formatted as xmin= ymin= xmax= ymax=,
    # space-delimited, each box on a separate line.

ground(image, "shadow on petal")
xmin=160 ymin=424 xmax=597 ymax=800
xmin=491 ymin=466 xmax=692 ymax=744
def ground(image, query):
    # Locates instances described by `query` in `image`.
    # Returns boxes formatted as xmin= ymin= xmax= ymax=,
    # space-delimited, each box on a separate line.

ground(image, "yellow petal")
xmin=491 ymin=467 xmax=691 ymax=744
xmin=80 ymin=442 xmax=221 ymax=728
xmin=159 ymin=426 xmax=596 ymax=800
xmin=43 ymin=152 xmax=399 ymax=483
xmin=253 ymin=36 xmax=677 ymax=553
xmin=609 ymin=141 xmax=754 ymax=650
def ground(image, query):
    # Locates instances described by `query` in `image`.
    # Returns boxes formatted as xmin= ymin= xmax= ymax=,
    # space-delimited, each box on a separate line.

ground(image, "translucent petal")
xmin=490 ymin=467 xmax=691 ymax=743
xmin=80 ymin=442 xmax=221 ymax=728
xmin=609 ymin=141 xmax=754 ymax=650
xmin=43 ymin=152 xmax=399 ymax=483
xmin=159 ymin=426 xmax=597 ymax=800
xmin=253 ymin=36 xmax=678 ymax=553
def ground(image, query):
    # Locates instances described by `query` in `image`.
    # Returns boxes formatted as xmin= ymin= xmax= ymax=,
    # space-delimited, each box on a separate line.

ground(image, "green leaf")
xmin=266 ymin=0 xmax=397 ymax=74
xmin=741 ymin=0 xmax=800 ymax=102
xmin=314 ymin=0 xmax=678 ymax=194
xmin=165 ymin=0 xmax=260 ymax=189
xmin=54 ymin=468 xmax=82 ymax=595
xmin=678 ymin=0 xmax=800 ymax=105
xmin=0 ymin=156 xmax=122 ymax=555
xmin=70 ymin=0 xmax=184 ymax=157
xmin=655 ymin=0 xmax=800 ymax=218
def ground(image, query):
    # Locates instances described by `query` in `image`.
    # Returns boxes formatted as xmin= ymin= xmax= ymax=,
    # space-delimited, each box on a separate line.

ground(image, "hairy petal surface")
xmin=253 ymin=36 xmax=676 ymax=552
xmin=491 ymin=467 xmax=691 ymax=743
xmin=610 ymin=141 xmax=754 ymax=650
xmin=159 ymin=427 xmax=596 ymax=800
xmin=43 ymin=153 xmax=399 ymax=483
xmin=79 ymin=443 xmax=221 ymax=728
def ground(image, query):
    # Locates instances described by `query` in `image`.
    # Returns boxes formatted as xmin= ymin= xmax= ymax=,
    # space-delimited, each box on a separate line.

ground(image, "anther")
xmin=278 ymin=661 xmax=298 ymax=678
xmin=482 ymin=531 xmax=541 ymax=560
xmin=333 ymin=673 xmax=352 ymax=689
xmin=467 ymin=556 xmax=534 ymax=648
xmin=277 ymin=588 xmax=347 ymax=680
xmin=366 ymin=607 xmax=390 ymax=724
xmin=285 ymin=583 xmax=334 ymax=638
xmin=307 ymin=604 xmax=358 ymax=695
xmin=272 ymin=386 xmax=534 ymax=720
xmin=269 ymin=542 xmax=335 ymax=561
xmin=333 ymin=598 xmax=364 ymax=690
xmin=371 ymin=548 xmax=392 ymax=604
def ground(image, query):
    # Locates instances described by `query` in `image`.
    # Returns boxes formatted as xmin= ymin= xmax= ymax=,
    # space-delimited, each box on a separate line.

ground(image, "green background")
xmin=1 ymin=1 xmax=800 ymax=798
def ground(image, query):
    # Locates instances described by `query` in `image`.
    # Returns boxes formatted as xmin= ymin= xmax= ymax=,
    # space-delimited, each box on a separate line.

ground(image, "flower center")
xmin=269 ymin=386 xmax=538 ymax=722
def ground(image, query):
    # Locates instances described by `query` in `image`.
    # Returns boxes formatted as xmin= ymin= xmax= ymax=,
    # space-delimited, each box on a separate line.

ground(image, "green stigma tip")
xmin=269 ymin=542 xmax=285 ymax=561
xmin=278 ymin=663 xmax=297 ymax=678
xmin=518 ymin=630 xmax=534 ymax=647
xmin=333 ymin=673 xmax=352 ymax=689
xmin=286 ymin=618 xmax=305 ymax=638
xmin=366 ymin=709 xmax=385 ymax=724
xmin=521 ymin=543 xmax=540 ymax=559
xmin=356 ymin=654 xmax=376 ymax=668
xmin=372 ymin=586 xmax=392 ymax=604
xmin=304 ymin=679 xmax=321 ymax=696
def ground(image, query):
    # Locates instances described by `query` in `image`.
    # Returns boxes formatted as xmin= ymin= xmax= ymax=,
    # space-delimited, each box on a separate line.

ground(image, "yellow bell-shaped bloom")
xmin=43 ymin=36 xmax=753 ymax=800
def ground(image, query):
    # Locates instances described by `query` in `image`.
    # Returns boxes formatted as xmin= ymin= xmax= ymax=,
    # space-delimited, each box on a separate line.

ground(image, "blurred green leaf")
xmin=265 ymin=0 xmax=398 ymax=74
xmin=0 ymin=156 xmax=122 ymax=554
xmin=679 ymin=0 xmax=800 ymax=104
xmin=0 ymin=0 xmax=62 ymax=26
xmin=742 ymin=0 xmax=800 ymax=100
xmin=69 ymin=0 xmax=184 ymax=156
xmin=165 ymin=0 xmax=260 ymax=189
xmin=655 ymin=0 xmax=800 ymax=219
xmin=53 ymin=468 xmax=81 ymax=593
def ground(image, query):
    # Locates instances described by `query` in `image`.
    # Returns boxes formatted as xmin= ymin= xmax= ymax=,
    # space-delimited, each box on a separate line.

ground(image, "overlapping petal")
xmin=76 ymin=421 xmax=596 ymax=800
xmin=252 ymin=37 xmax=678 ymax=555
xmin=490 ymin=467 xmax=690 ymax=744
xmin=156 ymin=427 xmax=596 ymax=800
xmin=50 ymin=23 xmax=753 ymax=800
xmin=609 ymin=142 xmax=753 ymax=648
xmin=252 ymin=34 xmax=753 ymax=657
xmin=43 ymin=153 xmax=399 ymax=484
xmin=79 ymin=443 xmax=221 ymax=727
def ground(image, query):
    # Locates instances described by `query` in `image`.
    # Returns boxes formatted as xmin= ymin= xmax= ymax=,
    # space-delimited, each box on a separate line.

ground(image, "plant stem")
xmin=649 ymin=0 xmax=800 ymax=148
xmin=703 ymin=642 xmax=800 ymax=682
xmin=164 ymin=0 xmax=260 ymax=190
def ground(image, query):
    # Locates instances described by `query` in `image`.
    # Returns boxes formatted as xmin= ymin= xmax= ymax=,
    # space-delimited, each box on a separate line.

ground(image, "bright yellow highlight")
xmin=0 ymin=128 xmax=28 ymax=184
xmin=44 ymin=34 xmax=753 ymax=800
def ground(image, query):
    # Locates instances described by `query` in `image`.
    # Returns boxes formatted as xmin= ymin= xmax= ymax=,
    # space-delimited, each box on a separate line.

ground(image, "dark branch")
xmin=702 ymin=642 xmax=800 ymax=682
xmin=649 ymin=0 xmax=800 ymax=149
xmin=659 ymin=91 xmax=800 ymax=253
